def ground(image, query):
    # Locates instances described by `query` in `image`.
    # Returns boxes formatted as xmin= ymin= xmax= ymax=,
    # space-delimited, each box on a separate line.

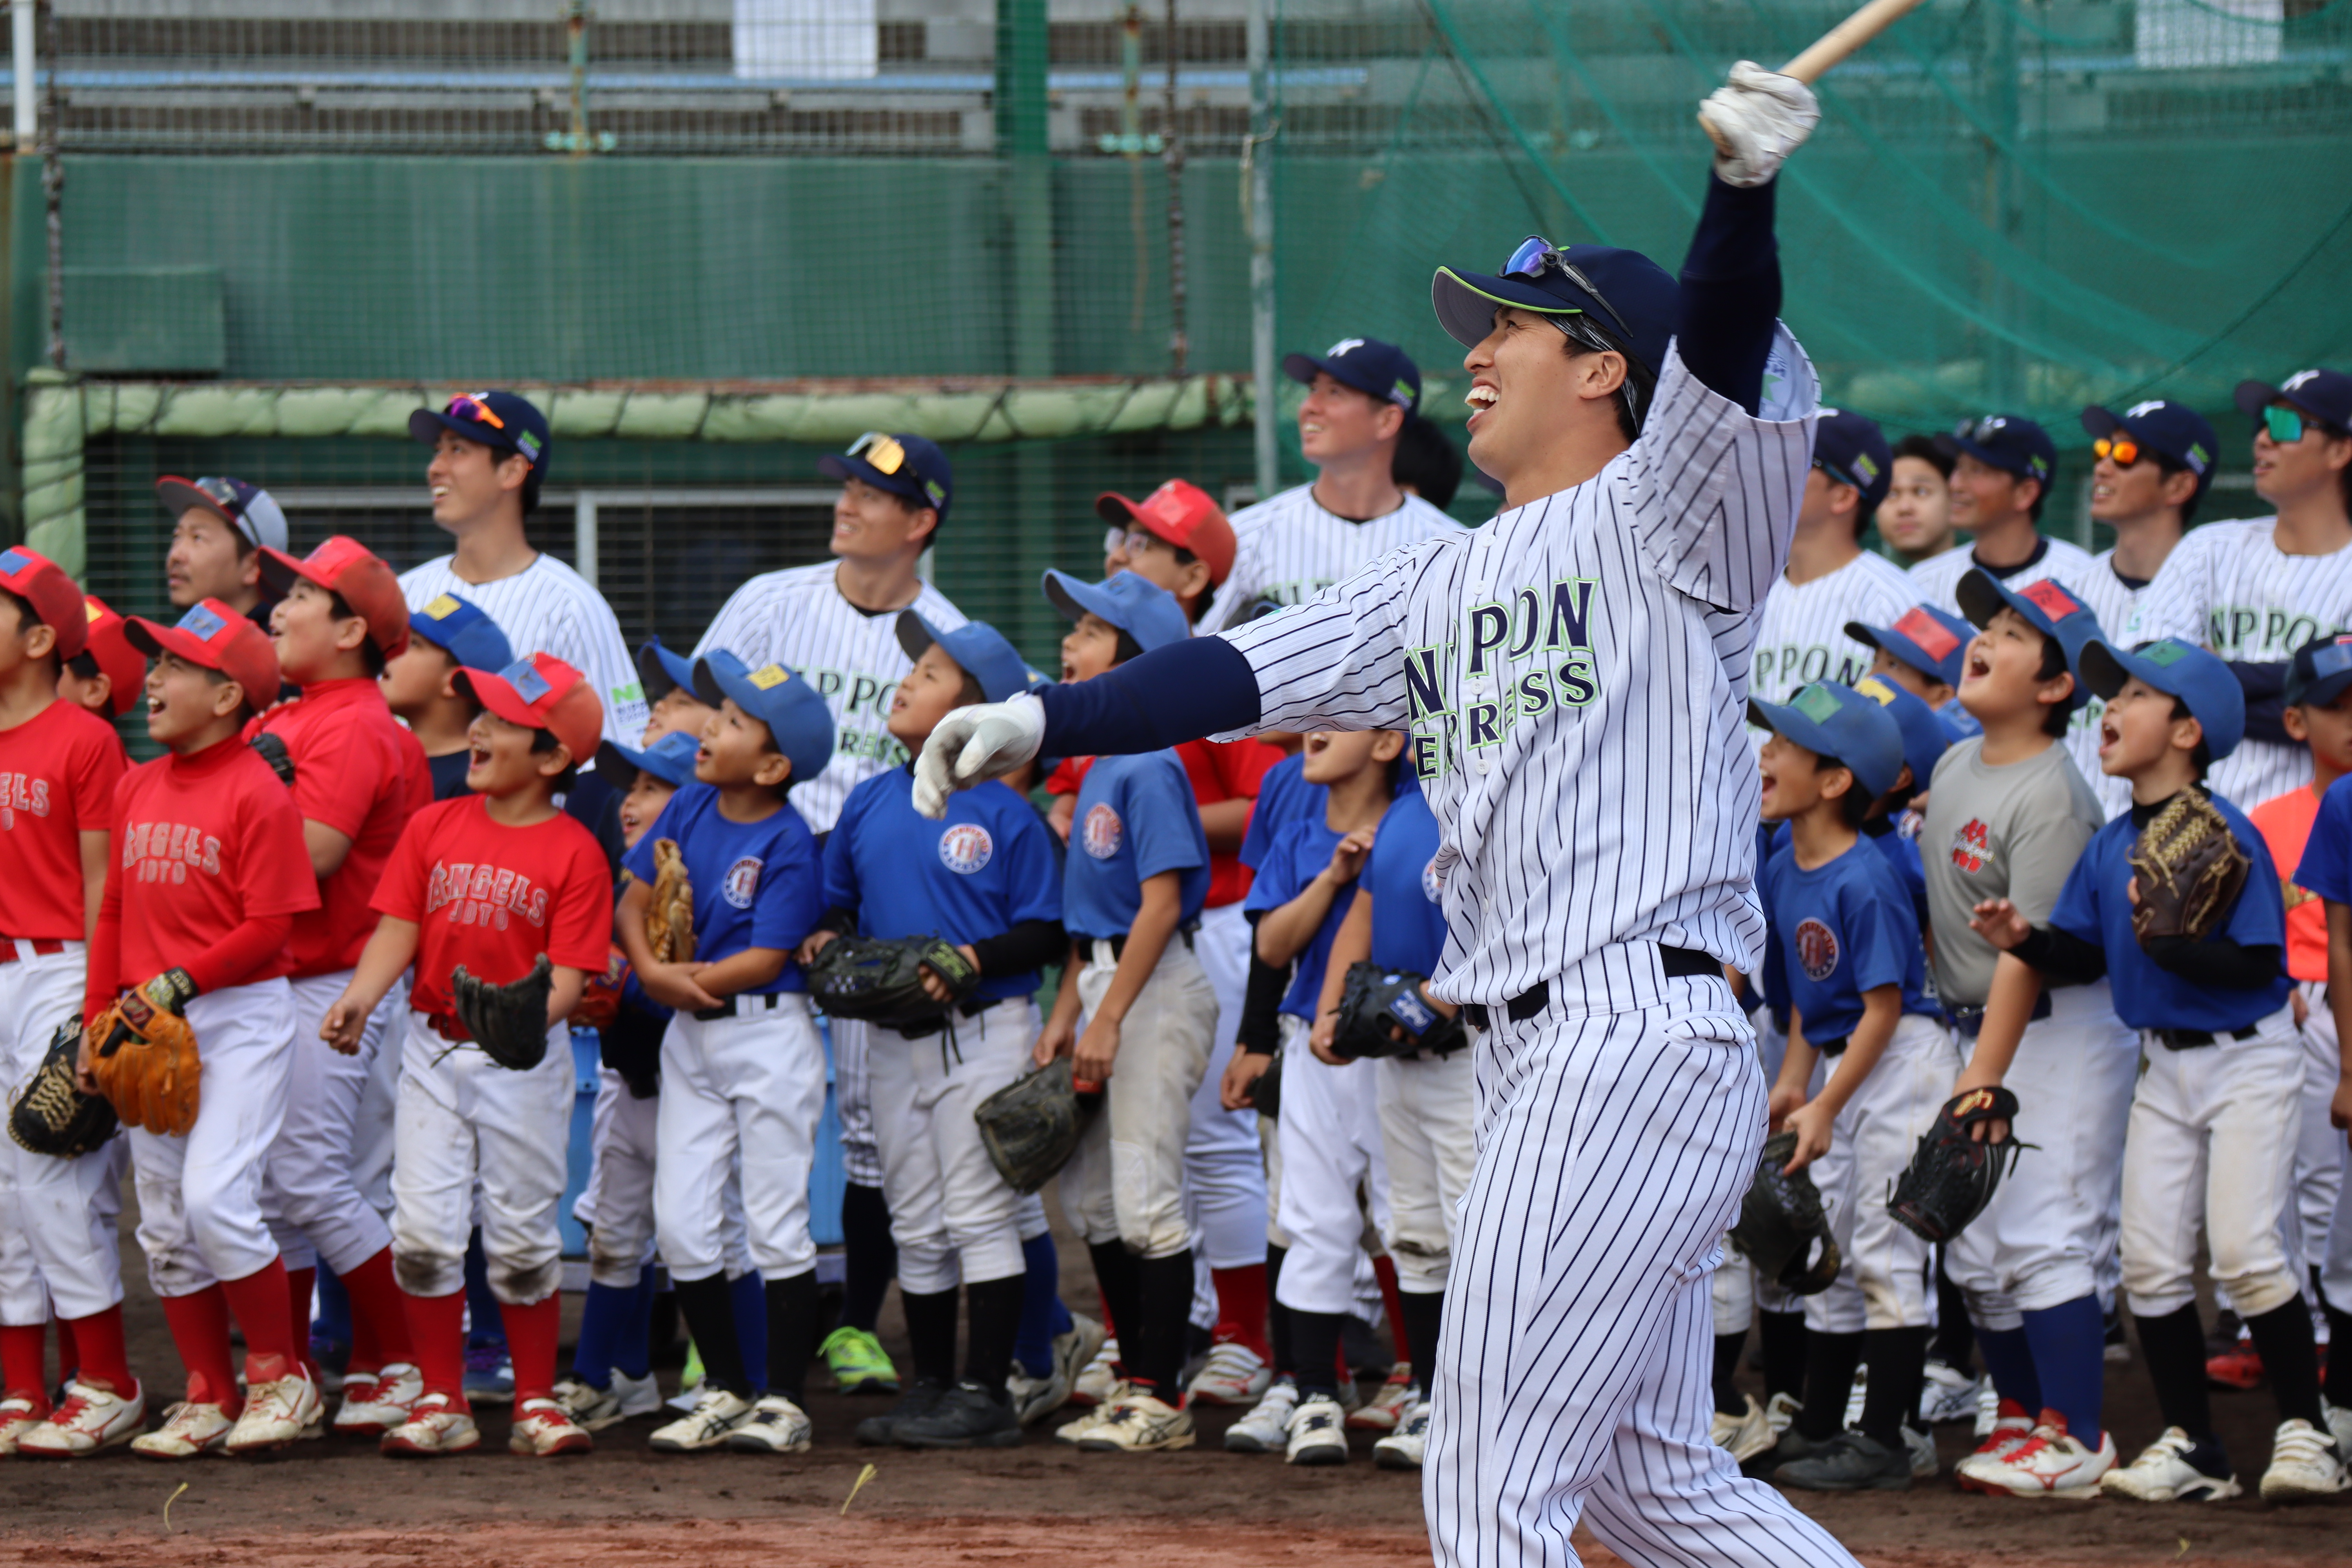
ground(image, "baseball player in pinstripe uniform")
xmin=1905 ymin=417 xmax=2096 ymax=619
xmin=916 ymin=61 xmax=1867 ymax=1567
xmin=2134 ymin=368 xmax=2352 ymax=809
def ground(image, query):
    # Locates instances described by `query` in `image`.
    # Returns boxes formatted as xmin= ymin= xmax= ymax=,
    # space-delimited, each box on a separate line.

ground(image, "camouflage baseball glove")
xmin=1728 ymin=1130 xmax=1841 ymax=1296
xmin=1889 ymin=1086 xmax=2028 ymax=1244
xmin=88 ymin=971 xmax=203 ymax=1138
xmin=1332 ymin=962 xmax=1468 ymax=1061
xmin=806 ymin=935 xmax=980 ymax=1030
xmin=2129 ymin=789 xmax=2251 ymax=947
xmin=574 ymin=945 xmax=630 ymax=1033
xmin=647 ymin=838 xmax=696 ymax=964
xmin=449 ymin=953 xmax=554 ymax=1071
xmin=973 ymin=1056 xmax=1093 ymax=1195
xmin=8 ymin=1016 xmax=118 ymax=1158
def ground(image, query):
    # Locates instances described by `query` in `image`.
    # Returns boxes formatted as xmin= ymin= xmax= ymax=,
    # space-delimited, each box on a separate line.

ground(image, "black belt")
xmin=1102 ymin=926 xmax=1196 ymax=962
xmin=692 ymin=992 xmax=793 ymax=1022
xmin=2152 ymin=1023 xmax=2260 ymax=1051
xmin=891 ymin=996 xmax=998 ymax=1039
xmin=1461 ymin=946 xmax=1718 ymax=1031
xmin=1949 ymin=993 xmax=2050 ymax=1040
xmin=1813 ymin=1035 xmax=1848 ymax=1059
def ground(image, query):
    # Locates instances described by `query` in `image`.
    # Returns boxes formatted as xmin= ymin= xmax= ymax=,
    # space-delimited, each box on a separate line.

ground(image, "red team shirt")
xmin=0 ymin=699 xmax=127 ymax=941
xmin=2250 ymin=785 xmax=2327 ymax=984
xmin=1049 ymin=737 xmax=1280 ymax=907
xmin=372 ymin=795 xmax=614 ymax=1031
xmin=250 ymin=677 xmax=433 ymax=975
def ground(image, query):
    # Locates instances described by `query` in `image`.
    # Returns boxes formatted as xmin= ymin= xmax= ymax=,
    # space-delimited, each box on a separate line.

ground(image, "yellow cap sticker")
xmin=423 ymin=594 xmax=461 ymax=619
xmin=1855 ymin=675 xmax=1899 ymax=707
xmin=748 ymin=664 xmax=791 ymax=690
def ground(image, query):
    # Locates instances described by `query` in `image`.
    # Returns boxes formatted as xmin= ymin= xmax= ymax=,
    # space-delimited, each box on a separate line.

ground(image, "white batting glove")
xmin=1698 ymin=62 xmax=1820 ymax=188
xmin=911 ymin=694 xmax=1047 ymax=818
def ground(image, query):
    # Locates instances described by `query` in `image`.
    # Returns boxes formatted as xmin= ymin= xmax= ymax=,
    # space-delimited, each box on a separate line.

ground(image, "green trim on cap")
xmin=1433 ymin=267 xmax=1585 ymax=316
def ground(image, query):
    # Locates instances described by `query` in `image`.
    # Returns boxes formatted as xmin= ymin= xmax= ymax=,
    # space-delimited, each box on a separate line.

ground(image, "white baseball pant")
xmin=574 ymin=1066 xmax=659 ymax=1290
xmin=390 ymin=1008 xmax=571 ymax=1303
xmin=1374 ymin=1047 xmax=1476 ymax=1294
xmin=1059 ymin=939 xmax=1217 ymax=1258
xmin=1802 ymin=1014 xmax=1956 ymax=1335
xmin=0 ymin=942 xmax=123 ymax=1321
xmin=263 ymin=971 xmax=399 ymax=1276
xmin=869 ymin=998 xmax=1036 ymax=1292
xmin=1186 ymin=903 xmax=1272 ymax=1270
xmin=655 ymin=993 xmax=826 ymax=1283
xmin=132 ymin=980 xmax=296 ymax=1298
xmin=828 ymin=1015 xmax=884 ymax=1188
xmin=1272 ymin=1013 xmax=1391 ymax=1316
xmin=2291 ymin=982 xmax=2344 ymax=1292
xmin=348 ymin=975 xmax=406 ymax=1222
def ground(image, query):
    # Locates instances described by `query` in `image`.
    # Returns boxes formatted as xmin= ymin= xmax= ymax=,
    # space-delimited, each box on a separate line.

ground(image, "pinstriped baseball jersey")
xmin=1203 ymin=483 xmax=1466 ymax=633
xmin=2135 ymin=517 xmax=2352 ymax=807
xmin=398 ymin=554 xmax=646 ymax=746
xmin=1749 ymin=548 xmax=1921 ymax=732
xmin=692 ymin=561 xmax=967 ymax=834
xmin=1215 ymin=333 xmax=1820 ymax=1005
xmin=2062 ymin=551 xmax=2155 ymax=819
xmin=1904 ymin=535 xmax=2101 ymax=618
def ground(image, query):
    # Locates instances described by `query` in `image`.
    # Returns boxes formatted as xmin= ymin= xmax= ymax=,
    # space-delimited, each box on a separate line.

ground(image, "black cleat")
xmin=894 ymin=1382 xmax=1025 ymax=1450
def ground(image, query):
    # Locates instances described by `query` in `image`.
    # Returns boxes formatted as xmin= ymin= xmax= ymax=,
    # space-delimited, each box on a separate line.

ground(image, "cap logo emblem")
xmin=1893 ymin=607 xmax=1961 ymax=661
xmin=748 ymin=664 xmax=791 ymax=690
xmin=2285 ymin=369 xmax=2321 ymax=391
xmin=2313 ymin=642 xmax=2352 ymax=680
xmin=2142 ymin=640 xmax=2190 ymax=667
xmin=1792 ymin=684 xmax=1842 ymax=723
xmin=423 ymin=594 xmax=461 ymax=619
xmin=177 ymin=603 xmax=228 ymax=641
xmin=2126 ymin=400 xmax=2167 ymax=419
xmin=501 ymin=657 xmax=552 ymax=704
xmin=1851 ymin=454 xmax=1880 ymax=484
xmin=922 ymin=479 xmax=946 ymax=507
xmin=1855 ymin=675 xmax=1900 ymax=708
xmin=515 ymin=431 xmax=543 ymax=463
xmin=1325 ymin=337 xmax=1365 ymax=357
xmin=0 ymin=548 xmax=30 ymax=573
xmin=83 ymin=600 xmax=104 ymax=623
xmin=2020 ymin=580 xmax=2083 ymax=621
xmin=1390 ymin=379 xmax=1415 ymax=406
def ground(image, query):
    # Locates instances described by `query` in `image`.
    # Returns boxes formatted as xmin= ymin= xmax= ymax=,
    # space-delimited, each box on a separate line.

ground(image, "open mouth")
xmin=2099 ymin=721 xmax=2120 ymax=750
xmin=468 ymin=744 xmax=491 ymax=769
xmin=431 ymin=485 xmax=450 ymax=499
xmin=146 ymin=695 xmax=165 ymax=716
xmin=1964 ymin=651 xmax=1993 ymax=681
xmin=1060 ymin=659 xmax=1076 ymax=681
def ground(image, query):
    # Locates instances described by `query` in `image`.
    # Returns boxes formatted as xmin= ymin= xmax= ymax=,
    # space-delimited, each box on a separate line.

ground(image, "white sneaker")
xmin=0 ymin=1395 xmax=44 ymax=1455
xmin=1071 ymin=1336 xmax=1120 ymax=1408
xmin=1901 ymin=1421 xmax=1939 ymax=1478
xmin=1918 ymin=1360 xmax=1982 ymax=1426
xmin=131 ymin=1401 xmax=234 ymax=1460
xmin=1710 ymin=1394 xmax=1774 ymax=1463
xmin=379 ymin=1392 xmax=481 ymax=1456
xmin=1955 ymin=1401 xmax=2039 ymax=1491
xmin=1843 ymin=1363 xmax=1868 ymax=1430
xmin=18 ymin=1381 xmax=146 ymax=1458
xmin=1973 ymin=1380 xmax=2000 ymax=1437
xmin=1961 ymin=1414 xmax=2116 ymax=1498
xmin=2258 ymin=1417 xmax=2351 ymax=1502
xmin=1223 ymin=1375 xmax=1300 ymax=1454
xmin=649 ymin=1387 xmax=755 ymax=1452
xmin=555 ymin=1368 xmax=663 ymax=1432
xmin=1186 ymin=1341 xmax=1272 ymax=1407
xmin=508 ymin=1397 xmax=594 ymax=1457
xmin=1347 ymin=1363 xmax=1418 ymax=1432
xmin=225 ymin=1370 xmax=322 ymax=1455
xmin=724 ymin=1393 xmax=814 ymax=1454
xmin=1075 ymin=1390 xmax=1194 ymax=1453
xmin=2330 ymin=1402 xmax=2352 ymax=1461
xmin=1374 ymin=1398 xmax=1432 ymax=1470
xmin=334 ymin=1363 xmax=423 ymax=1436
xmin=2099 ymin=1428 xmax=2241 ymax=1502
xmin=1763 ymin=1390 xmax=1801 ymax=1439
xmin=1054 ymin=1384 xmax=1125 ymax=1445
xmin=1010 ymin=1312 xmax=1107 ymax=1425
xmin=1285 ymin=1392 xmax=1349 ymax=1465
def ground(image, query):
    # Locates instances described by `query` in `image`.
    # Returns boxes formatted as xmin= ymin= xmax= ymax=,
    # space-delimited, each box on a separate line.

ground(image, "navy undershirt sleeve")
xmin=2225 ymin=660 xmax=2291 ymax=748
xmin=1036 ymin=635 xmax=1264 ymax=761
xmin=1675 ymin=176 xmax=1780 ymax=417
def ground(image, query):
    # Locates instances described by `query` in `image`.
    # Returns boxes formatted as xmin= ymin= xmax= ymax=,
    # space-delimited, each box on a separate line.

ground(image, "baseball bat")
xmin=1697 ymin=0 xmax=1926 ymax=152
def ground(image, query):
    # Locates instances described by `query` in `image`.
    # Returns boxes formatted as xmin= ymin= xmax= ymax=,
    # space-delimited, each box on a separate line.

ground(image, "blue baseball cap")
xmin=1281 ymin=336 xmax=1422 ymax=414
xmin=1813 ymin=409 xmax=1893 ymax=510
xmin=408 ymin=391 xmax=551 ymax=477
xmin=1853 ymin=673 xmax=1951 ymax=794
xmin=1748 ymin=681 xmax=1906 ymax=801
xmin=1041 ymin=568 xmax=1191 ymax=654
xmin=636 ymin=636 xmax=698 ymax=703
xmin=2081 ymin=399 xmax=2220 ymax=499
xmin=2235 ymin=367 xmax=2352 ymax=432
xmin=2079 ymin=637 xmax=2246 ymax=763
xmin=895 ymin=612 xmax=1045 ymax=704
xmin=1432 ymin=236 xmax=1678 ymax=382
xmin=407 ymin=590 xmax=512 ymax=671
xmin=819 ymin=432 xmax=953 ymax=521
xmin=1938 ymin=700 xmax=1983 ymax=743
xmin=1844 ymin=605 xmax=1975 ymax=688
xmin=1956 ymin=569 xmax=2105 ymax=711
xmin=1937 ymin=414 xmax=2056 ymax=490
xmin=595 ymin=728 xmax=701 ymax=792
xmin=691 ymin=650 xmax=836 ymax=787
xmin=2284 ymin=633 xmax=2352 ymax=710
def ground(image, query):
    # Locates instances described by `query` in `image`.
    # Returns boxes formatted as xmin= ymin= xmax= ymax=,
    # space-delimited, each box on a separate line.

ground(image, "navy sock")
xmin=463 ymin=1227 xmax=506 ymax=1347
xmin=1798 ymin=1330 xmax=1865 ymax=1441
xmin=2133 ymin=1303 xmax=2214 ymax=1442
xmin=1014 ymin=1230 xmax=1069 ymax=1377
xmin=1973 ymin=1323 xmax=2041 ymax=1415
xmin=1267 ymin=1244 xmax=1294 ymax=1377
xmin=2240 ymin=1298 xmax=2327 ymax=1430
xmin=612 ymin=1263 xmax=656 ymax=1380
xmin=2020 ymin=1295 xmax=2105 ymax=1443
xmin=902 ymin=1287 xmax=960 ymax=1389
xmin=762 ymin=1271 xmax=819 ymax=1402
xmin=839 ymin=1182 xmax=897 ymax=1334
xmin=312 ymin=1265 xmax=352 ymax=1347
xmin=1399 ymin=1290 xmax=1444 ymax=1397
xmin=570 ymin=1280 xmax=625 ymax=1387
xmin=674 ymin=1273 xmax=748 ymax=1396
xmin=1931 ymin=1252 xmax=1973 ymax=1374
xmin=1859 ymin=1326 xmax=1929 ymax=1448
xmin=732 ymin=1269 xmax=770 ymax=1394
xmin=1290 ymin=1308 xmax=1347 ymax=1399
xmin=964 ymin=1275 xmax=1025 ymax=1398
xmin=1712 ymin=1332 xmax=1748 ymax=1417
xmin=1758 ymin=1308 xmax=1807 ymax=1403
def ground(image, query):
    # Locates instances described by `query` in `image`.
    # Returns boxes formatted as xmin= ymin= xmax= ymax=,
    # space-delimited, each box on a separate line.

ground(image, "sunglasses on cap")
xmin=192 ymin=476 xmax=247 ymax=516
xmin=848 ymin=431 xmax=910 ymax=476
xmin=2265 ymin=406 xmax=2309 ymax=445
xmin=1499 ymin=236 xmax=1631 ymax=340
xmin=444 ymin=393 xmax=506 ymax=430
xmin=1951 ymin=416 xmax=2016 ymax=441
xmin=2092 ymin=434 xmax=2143 ymax=466
xmin=1813 ymin=457 xmax=1866 ymax=491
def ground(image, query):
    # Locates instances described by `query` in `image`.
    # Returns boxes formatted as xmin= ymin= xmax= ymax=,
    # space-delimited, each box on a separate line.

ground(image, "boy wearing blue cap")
xmin=1847 ymin=605 xmax=1977 ymax=732
xmin=635 ymin=637 xmax=717 ymax=748
xmin=622 ymin=654 xmax=831 ymax=1457
xmin=1746 ymin=684 xmax=1955 ymax=1492
xmin=1907 ymin=416 xmax=2097 ymax=624
xmin=381 ymin=593 xmax=515 ymax=802
xmin=1973 ymin=637 xmax=2344 ymax=1502
xmin=1920 ymin=569 xmax=2135 ymax=1497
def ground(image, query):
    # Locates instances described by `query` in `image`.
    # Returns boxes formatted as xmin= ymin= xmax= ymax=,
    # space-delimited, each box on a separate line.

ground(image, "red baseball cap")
xmin=0 ymin=546 xmax=91 ymax=661
xmin=258 ymin=535 xmax=410 ymax=659
xmin=78 ymin=594 xmax=145 ymax=716
xmin=125 ymin=598 xmax=282 ymax=710
xmin=453 ymin=652 xmax=603 ymax=768
xmin=1094 ymin=479 xmax=1236 ymax=586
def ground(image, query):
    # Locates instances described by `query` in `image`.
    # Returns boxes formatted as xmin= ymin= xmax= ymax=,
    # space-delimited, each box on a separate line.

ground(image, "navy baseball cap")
xmin=1748 ymin=681 xmax=1906 ymax=801
xmin=1041 ymin=568 xmax=1191 ymax=654
xmin=1432 ymin=236 xmax=1677 ymax=382
xmin=1281 ymin=336 xmax=1422 ymax=414
xmin=408 ymin=391 xmax=550 ymax=475
xmin=2080 ymin=637 xmax=2246 ymax=762
xmin=1846 ymin=605 xmax=1975 ymax=688
xmin=1937 ymin=414 xmax=2056 ymax=490
xmin=155 ymin=475 xmax=290 ymax=554
xmin=636 ymin=636 xmax=698 ymax=703
xmin=595 ymin=728 xmax=701 ymax=791
xmin=1956 ymin=569 xmax=2104 ymax=710
xmin=1813 ymin=408 xmax=1893 ymax=510
xmin=819 ymin=432 xmax=953 ymax=521
xmin=691 ymin=650 xmax=836 ymax=786
xmin=895 ymin=611 xmax=1045 ymax=704
xmin=407 ymin=590 xmax=512 ymax=671
xmin=1853 ymin=673 xmax=1951 ymax=794
xmin=2285 ymin=633 xmax=2352 ymax=710
xmin=2081 ymin=400 xmax=2220 ymax=499
xmin=2235 ymin=367 xmax=2352 ymax=432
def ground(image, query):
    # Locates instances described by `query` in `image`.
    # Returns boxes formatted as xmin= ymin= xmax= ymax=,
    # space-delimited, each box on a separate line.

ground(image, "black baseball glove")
xmin=1332 ymin=962 xmax=1468 ymax=1061
xmin=449 ymin=953 xmax=555 ymax=1071
xmin=597 ymin=1004 xmax=665 ymax=1099
xmin=973 ymin=1057 xmax=1094 ymax=1195
xmin=249 ymin=731 xmax=296 ymax=787
xmin=1728 ymin=1131 xmax=1841 ymax=1296
xmin=1889 ymin=1086 xmax=2028 ymax=1244
xmin=807 ymin=935 xmax=980 ymax=1030
xmin=8 ymin=1016 xmax=118 ymax=1158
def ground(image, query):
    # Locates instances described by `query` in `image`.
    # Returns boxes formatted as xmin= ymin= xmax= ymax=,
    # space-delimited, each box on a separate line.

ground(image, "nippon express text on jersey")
xmin=1403 ymin=576 xmax=1601 ymax=780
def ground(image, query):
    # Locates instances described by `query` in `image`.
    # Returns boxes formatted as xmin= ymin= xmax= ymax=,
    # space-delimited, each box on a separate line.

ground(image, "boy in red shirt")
xmin=252 ymin=538 xmax=434 ymax=1436
xmin=322 ymin=653 xmax=612 ymax=1459
xmin=0 ymin=550 xmax=133 ymax=1459
xmin=75 ymin=600 xmax=321 ymax=1459
xmin=55 ymin=593 xmax=142 ymax=727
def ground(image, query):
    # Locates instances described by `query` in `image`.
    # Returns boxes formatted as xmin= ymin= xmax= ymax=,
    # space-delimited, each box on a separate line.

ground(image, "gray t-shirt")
xmin=1920 ymin=736 xmax=2104 ymax=1009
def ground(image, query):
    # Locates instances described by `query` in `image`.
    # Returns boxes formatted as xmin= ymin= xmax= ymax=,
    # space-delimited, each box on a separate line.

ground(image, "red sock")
xmin=53 ymin=1316 xmax=79 ymax=1384
xmin=0 ymin=1323 xmax=50 ymax=1410
xmin=405 ymin=1290 xmax=469 ymax=1409
xmin=60 ymin=1304 xmax=132 ymax=1397
xmin=501 ymin=1292 xmax=562 ymax=1407
xmin=218 ymin=1258 xmax=298 ymax=1385
xmin=1374 ymin=1255 xmax=1408 ymax=1370
xmin=341 ymin=1249 xmax=412 ymax=1371
xmin=285 ymin=1265 xmax=318 ymax=1379
xmin=1210 ymin=1265 xmax=1273 ymax=1363
xmin=158 ymin=1287 xmax=240 ymax=1412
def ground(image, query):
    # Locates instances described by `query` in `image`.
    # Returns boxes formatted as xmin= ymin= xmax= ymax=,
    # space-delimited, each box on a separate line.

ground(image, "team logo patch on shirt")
xmin=1081 ymin=803 xmax=1123 ymax=860
xmin=1421 ymin=856 xmax=1445 ymax=904
xmin=938 ymin=822 xmax=993 ymax=875
xmin=723 ymin=855 xmax=763 ymax=909
xmin=1951 ymin=818 xmax=1996 ymax=875
xmin=1794 ymin=918 xmax=1840 ymax=982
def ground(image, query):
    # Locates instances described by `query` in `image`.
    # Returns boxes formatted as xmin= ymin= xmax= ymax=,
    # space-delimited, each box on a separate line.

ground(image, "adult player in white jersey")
xmin=916 ymin=62 xmax=1863 ymax=1568
xmin=2135 ymin=368 xmax=2352 ymax=807
xmin=1905 ymin=414 xmax=2097 ymax=616
xmin=398 ymin=392 xmax=646 ymax=745
xmin=1204 ymin=337 xmax=1465 ymax=631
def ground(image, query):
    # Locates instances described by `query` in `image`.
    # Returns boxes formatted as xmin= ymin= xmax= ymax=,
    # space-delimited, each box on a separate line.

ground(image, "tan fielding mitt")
xmin=2129 ymin=790 xmax=2251 ymax=947
xmin=88 ymin=990 xmax=201 ymax=1137
xmin=647 ymin=838 xmax=697 ymax=964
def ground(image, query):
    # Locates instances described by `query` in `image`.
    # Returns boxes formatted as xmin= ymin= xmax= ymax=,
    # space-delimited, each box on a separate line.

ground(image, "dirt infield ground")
xmin=4 ymin=1216 xmax=2344 ymax=1564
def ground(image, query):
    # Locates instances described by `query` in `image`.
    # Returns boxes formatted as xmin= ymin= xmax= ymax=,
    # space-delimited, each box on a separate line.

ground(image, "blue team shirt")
xmin=1240 ymin=752 xmax=1314 ymax=872
xmin=1761 ymin=834 xmax=1937 ymax=1043
xmin=2295 ymin=773 xmax=2352 ymax=906
xmin=1361 ymin=789 xmax=1448 ymax=976
xmin=622 ymin=781 xmax=825 ymax=995
xmin=1245 ymin=814 xmax=1357 ymax=1021
xmin=1063 ymin=751 xmax=1210 ymax=940
xmin=825 ymin=766 xmax=1063 ymax=1003
xmin=2053 ymin=790 xmax=2290 ymax=1032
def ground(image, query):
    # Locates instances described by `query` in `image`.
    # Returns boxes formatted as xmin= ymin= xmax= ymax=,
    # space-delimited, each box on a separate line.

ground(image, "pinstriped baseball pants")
xmin=1423 ymin=954 xmax=1859 ymax=1568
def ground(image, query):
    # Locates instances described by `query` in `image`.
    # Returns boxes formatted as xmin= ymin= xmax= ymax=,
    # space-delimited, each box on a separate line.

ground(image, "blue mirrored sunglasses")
xmin=1499 ymin=236 xmax=1630 ymax=339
